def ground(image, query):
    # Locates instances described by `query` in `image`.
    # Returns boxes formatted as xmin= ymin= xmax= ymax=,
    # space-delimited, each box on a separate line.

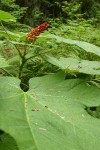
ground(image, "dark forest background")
xmin=0 ymin=0 xmax=100 ymax=26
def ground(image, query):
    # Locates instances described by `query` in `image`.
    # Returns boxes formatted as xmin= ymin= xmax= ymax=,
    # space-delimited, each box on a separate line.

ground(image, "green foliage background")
xmin=0 ymin=0 xmax=100 ymax=26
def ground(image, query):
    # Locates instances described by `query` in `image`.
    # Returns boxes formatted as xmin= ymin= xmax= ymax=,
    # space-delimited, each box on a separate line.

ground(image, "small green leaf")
xmin=0 ymin=10 xmax=16 ymax=22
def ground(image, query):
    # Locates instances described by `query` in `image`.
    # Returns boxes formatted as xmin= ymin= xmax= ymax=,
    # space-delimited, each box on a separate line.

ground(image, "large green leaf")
xmin=0 ymin=10 xmax=16 ymax=22
xmin=39 ymin=34 xmax=100 ymax=57
xmin=45 ymin=55 xmax=100 ymax=75
xmin=0 ymin=72 xmax=100 ymax=150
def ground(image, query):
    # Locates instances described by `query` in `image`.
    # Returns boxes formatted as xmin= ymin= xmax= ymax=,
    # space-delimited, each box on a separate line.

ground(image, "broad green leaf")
xmin=0 ymin=55 xmax=9 ymax=68
xmin=0 ymin=30 xmax=25 ymax=40
xmin=39 ymin=34 xmax=100 ymax=57
xmin=0 ymin=77 xmax=37 ymax=150
xmin=45 ymin=55 xmax=100 ymax=75
xmin=0 ymin=10 xmax=16 ymax=22
xmin=0 ymin=72 xmax=100 ymax=150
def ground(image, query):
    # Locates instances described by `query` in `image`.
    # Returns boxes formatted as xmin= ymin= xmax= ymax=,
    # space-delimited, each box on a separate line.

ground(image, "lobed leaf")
xmin=0 ymin=72 xmax=100 ymax=150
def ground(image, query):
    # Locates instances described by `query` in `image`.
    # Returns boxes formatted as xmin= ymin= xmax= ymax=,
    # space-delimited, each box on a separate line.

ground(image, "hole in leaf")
xmin=85 ymin=105 xmax=100 ymax=119
xmin=0 ymin=131 xmax=19 ymax=150
xmin=89 ymin=106 xmax=96 ymax=111
xmin=0 ymin=130 xmax=4 ymax=136
xmin=20 ymin=77 xmax=29 ymax=92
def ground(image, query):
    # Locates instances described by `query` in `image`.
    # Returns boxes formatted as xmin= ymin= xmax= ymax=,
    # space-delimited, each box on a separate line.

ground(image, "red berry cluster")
xmin=26 ymin=22 xmax=49 ymax=40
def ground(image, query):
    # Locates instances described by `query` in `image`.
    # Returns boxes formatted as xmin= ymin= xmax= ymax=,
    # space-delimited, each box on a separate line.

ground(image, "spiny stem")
xmin=18 ymin=49 xmax=51 ymax=78
xmin=18 ymin=56 xmax=26 ymax=79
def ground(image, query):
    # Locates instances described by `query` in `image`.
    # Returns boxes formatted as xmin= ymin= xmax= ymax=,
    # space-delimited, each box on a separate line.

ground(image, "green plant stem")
xmin=18 ymin=56 xmax=26 ymax=79
xmin=0 ymin=21 xmax=51 ymax=78
xmin=0 ymin=21 xmax=28 ymax=78
xmin=18 ymin=44 xmax=28 ymax=78
xmin=18 ymin=50 xmax=51 ymax=78
xmin=1 ymin=68 xmax=14 ymax=77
